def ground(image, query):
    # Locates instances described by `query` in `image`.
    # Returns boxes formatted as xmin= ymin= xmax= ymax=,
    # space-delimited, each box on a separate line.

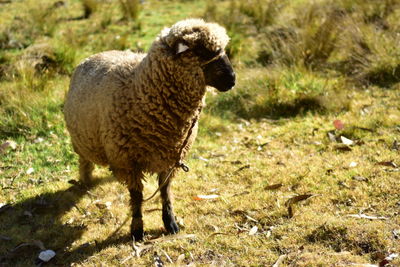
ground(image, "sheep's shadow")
xmin=0 ymin=176 xmax=157 ymax=266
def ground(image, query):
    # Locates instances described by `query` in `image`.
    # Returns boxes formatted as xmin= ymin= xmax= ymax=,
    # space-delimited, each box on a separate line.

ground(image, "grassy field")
xmin=1 ymin=0 xmax=400 ymax=266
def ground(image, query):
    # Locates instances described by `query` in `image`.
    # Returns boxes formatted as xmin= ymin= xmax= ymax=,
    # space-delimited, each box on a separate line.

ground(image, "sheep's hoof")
xmin=163 ymin=216 xmax=180 ymax=234
xmin=131 ymin=228 xmax=144 ymax=241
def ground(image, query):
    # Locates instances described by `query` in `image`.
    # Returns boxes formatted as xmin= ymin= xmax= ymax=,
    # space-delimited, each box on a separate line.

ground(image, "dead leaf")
xmin=34 ymin=137 xmax=44 ymax=143
xmin=325 ymin=169 xmax=334 ymax=175
xmin=327 ymin=131 xmax=337 ymax=142
xmin=349 ymin=161 xmax=358 ymax=168
xmin=335 ymin=144 xmax=352 ymax=152
xmin=264 ymin=183 xmax=283 ymax=190
xmin=0 ymin=140 xmax=17 ymax=154
xmin=234 ymin=164 xmax=251 ymax=174
xmin=26 ymin=167 xmax=34 ymax=175
xmin=376 ymin=161 xmax=397 ymax=168
xmin=333 ymin=119 xmax=345 ymax=130
xmin=379 ymin=253 xmax=398 ymax=267
xmin=340 ymin=136 xmax=354 ymax=145
xmin=95 ymin=203 xmax=107 ymax=209
xmin=94 ymin=201 xmax=112 ymax=210
xmin=206 ymin=224 xmax=219 ymax=232
xmin=355 ymin=139 xmax=365 ymax=145
xmin=346 ymin=214 xmax=388 ymax=220
xmin=193 ymin=194 xmax=219 ymax=200
xmin=287 ymin=205 xmax=295 ymax=218
xmin=352 ymin=176 xmax=368 ymax=182
xmin=338 ymin=181 xmax=351 ymax=189
xmin=286 ymin=194 xmax=315 ymax=206
xmin=248 ymin=226 xmax=258 ymax=236
xmin=207 ymin=232 xmax=231 ymax=239
xmin=286 ymin=194 xmax=316 ymax=218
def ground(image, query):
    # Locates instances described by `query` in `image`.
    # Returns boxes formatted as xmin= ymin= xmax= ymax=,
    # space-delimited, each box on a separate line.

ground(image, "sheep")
xmin=63 ymin=18 xmax=235 ymax=241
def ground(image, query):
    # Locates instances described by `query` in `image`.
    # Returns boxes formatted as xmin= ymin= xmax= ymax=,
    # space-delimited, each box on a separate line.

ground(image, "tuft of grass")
xmin=119 ymin=0 xmax=141 ymax=21
xmin=0 ymin=77 xmax=68 ymax=139
xmin=206 ymin=67 xmax=348 ymax=119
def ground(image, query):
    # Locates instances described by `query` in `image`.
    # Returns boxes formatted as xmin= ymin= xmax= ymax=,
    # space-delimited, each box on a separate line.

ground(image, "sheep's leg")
xmin=129 ymin=185 xmax=144 ymax=241
xmin=79 ymin=157 xmax=94 ymax=184
xmin=112 ymin=167 xmax=145 ymax=241
xmin=158 ymin=170 xmax=179 ymax=234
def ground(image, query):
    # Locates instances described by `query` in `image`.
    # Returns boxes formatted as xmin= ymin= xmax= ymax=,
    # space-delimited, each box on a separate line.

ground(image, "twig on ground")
xmin=272 ymin=254 xmax=287 ymax=267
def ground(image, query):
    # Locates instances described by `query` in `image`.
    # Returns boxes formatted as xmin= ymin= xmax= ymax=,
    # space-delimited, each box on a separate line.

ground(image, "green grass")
xmin=1 ymin=0 xmax=400 ymax=266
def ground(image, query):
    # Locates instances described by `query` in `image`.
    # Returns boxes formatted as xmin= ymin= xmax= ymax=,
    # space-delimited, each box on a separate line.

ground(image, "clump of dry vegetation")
xmin=206 ymin=0 xmax=400 ymax=84
xmin=1 ymin=0 xmax=400 ymax=266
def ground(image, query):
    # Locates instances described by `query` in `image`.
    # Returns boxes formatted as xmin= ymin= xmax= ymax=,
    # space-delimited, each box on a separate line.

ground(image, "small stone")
xmin=38 ymin=250 xmax=56 ymax=262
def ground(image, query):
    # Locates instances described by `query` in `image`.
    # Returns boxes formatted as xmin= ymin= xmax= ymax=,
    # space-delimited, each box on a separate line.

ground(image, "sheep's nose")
xmin=227 ymin=72 xmax=235 ymax=89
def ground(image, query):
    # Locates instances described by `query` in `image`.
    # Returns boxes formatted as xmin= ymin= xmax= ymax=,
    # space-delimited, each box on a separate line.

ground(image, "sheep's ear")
xmin=176 ymin=43 xmax=189 ymax=54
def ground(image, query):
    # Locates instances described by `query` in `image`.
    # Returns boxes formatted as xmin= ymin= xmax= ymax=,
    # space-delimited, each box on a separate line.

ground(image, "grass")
xmin=1 ymin=0 xmax=400 ymax=266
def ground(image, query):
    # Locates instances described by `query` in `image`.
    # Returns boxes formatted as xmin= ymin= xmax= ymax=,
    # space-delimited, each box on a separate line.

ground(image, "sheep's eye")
xmin=194 ymin=45 xmax=220 ymax=62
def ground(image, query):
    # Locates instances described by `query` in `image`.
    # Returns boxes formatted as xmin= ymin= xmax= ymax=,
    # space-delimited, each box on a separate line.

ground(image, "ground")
xmin=0 ymin=0 xmax=399 ymax=266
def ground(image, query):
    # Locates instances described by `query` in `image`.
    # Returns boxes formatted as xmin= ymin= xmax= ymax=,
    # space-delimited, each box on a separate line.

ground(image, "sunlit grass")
xmin=1 ymin=0 xmax=400 ymax=266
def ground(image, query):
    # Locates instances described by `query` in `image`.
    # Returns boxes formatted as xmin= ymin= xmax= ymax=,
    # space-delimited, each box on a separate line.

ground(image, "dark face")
xmin=202 ymin=54 xmax=236 ymax=92
xmin=189 ymin=44 xmax=235 ymax=92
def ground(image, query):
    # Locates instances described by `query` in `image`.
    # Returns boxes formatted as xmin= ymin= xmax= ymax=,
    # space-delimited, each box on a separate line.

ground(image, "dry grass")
xmin=206 ymin=0 xmax=400 ymax=87
xmin=1 ymin=86 xmax=399 ymax=266
xmin=1 ymin=0 xmax=400 ymax=266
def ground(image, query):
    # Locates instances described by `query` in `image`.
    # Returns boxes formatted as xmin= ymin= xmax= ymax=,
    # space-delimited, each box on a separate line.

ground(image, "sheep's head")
xmin=160 ymin=18 xmax=235 ymax=92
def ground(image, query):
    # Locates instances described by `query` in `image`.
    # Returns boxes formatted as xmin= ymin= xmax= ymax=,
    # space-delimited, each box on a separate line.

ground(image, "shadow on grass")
xmin=248 ymin=97 xmax=327 ymax=120
xmin=0 ymin=176 xmax=162 ymax=266
xmin=208 ymin=95 xmax=330 ymax=121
